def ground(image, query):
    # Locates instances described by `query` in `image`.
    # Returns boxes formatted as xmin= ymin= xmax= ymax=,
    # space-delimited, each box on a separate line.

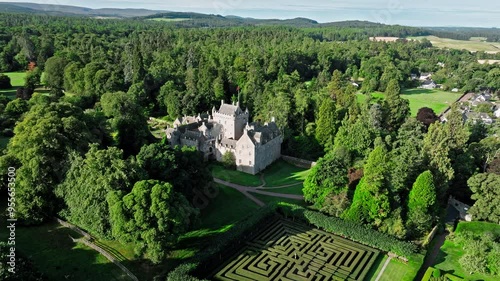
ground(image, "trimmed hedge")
xmin=422 ymin=267 xmax=435 ymax=281
xmin=167 ymin=205 xmax=277 ymax=281
xmin=276 ymin=203 xmax=419 ymax=258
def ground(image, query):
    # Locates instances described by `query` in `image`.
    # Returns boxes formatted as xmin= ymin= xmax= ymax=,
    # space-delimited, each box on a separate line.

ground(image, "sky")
xmin=3 ymin=0 xmax=500 ymax=27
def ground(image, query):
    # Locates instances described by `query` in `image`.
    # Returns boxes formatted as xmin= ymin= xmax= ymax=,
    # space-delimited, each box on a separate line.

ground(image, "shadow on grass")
xmin=364 ymin=254 xmax=387 ymax=280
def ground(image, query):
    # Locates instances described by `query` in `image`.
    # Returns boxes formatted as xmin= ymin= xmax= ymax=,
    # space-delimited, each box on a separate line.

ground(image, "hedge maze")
xmin=211 ymin=219 xmax=379 ymax=281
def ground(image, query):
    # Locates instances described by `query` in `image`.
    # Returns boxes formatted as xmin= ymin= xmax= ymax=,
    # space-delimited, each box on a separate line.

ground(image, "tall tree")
xmin=303 ymin=146 xmax=351 ymax=209
xmin=56 ymin=145 xmax=142 ymax=238
xmin=343 ymin=144 xmax=391 ymax=225
xmin=383 ymin=79 xmax=410 ymax=132
xmin=468 ymin=173 xmax=500 ymax=224
xmin=315 ymin=97 xmax=337 ymax=148
xmin=107 ymin=180 xmax=198 ymax=263
xmin=7 ymin=102 xmax=96 ymax=223
xmin=406 ymin=170 xmax=438 ymax=236
xmin=42 ymin=56 xmax=67 ymax=96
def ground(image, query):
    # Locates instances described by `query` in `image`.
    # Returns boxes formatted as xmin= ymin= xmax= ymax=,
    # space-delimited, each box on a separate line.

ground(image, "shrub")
xmin=277 ymin=203 xmax=418 ymax=258
xmin=221 ymin=151 xmax=235 ymax=169
xmin=0 ymin=74 xmax=11 ymax=89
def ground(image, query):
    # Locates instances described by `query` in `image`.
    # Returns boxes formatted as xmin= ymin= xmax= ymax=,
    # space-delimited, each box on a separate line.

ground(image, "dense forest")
xmin=0 ymin=12 xmax=499 ymax=277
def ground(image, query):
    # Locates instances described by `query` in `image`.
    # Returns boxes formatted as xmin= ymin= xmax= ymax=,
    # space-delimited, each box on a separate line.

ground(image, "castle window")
xmin=239 ymin=159 xmax=242 ymax=164
xmin=249 ymin=161 xmax=252 ymax=165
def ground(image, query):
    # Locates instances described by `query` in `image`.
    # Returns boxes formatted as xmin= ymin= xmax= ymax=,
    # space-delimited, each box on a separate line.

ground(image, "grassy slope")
xmin=433 ymin=221 xmax=500 ymax=281
xmin=210 ymin=163 xmax=262 ymax=186
xmin=357 ymin=89 xmax=462 ymax=116
xmin=0 ymin=203 xmax=129 ymax=281
xmin=260 ymin=184 xmax=304 ymax=195
xmin=251 ymin=192 xmax=307 ymax=206
xmin=262 ymin=160 xmax=310 ymax=187
xmin=409 ymin=36 xmax=500 ymax=53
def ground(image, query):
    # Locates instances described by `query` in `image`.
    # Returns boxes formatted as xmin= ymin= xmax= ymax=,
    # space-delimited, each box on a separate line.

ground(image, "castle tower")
xmin=213 ymin=100 xmax=249 ymax=140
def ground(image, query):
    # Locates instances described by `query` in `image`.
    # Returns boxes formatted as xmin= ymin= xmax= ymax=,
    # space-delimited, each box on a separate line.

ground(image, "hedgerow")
xmin=276 ymin=202 xmax=419 ymax=258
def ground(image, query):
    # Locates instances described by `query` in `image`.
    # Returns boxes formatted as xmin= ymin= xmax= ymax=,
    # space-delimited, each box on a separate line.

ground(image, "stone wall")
xmin=282 ymin=155 xmax=317 ymax=169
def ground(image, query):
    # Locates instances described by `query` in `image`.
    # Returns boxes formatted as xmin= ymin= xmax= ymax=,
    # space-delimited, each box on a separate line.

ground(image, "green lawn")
xmin=376 ymin=258 xmax=421 ymax=281
xmin=251 ymin=192 xmax=307 ymax=207
xmin=366 ymin=255 xmax=388 ymax=280
xmin=210 ymin=163 xmax=262 ymax=186
xmin=0 ymin=72 xmax=26 ymax=99
xmin=259 ymin=183 xmax=304 ymax=195
xmin=262 ymin=160 xmax=310 ymax=187
xmin=402 ymin=89 xmax=462 ymax=116
xmin=432 ymin=221 xmax=500 ymax=281
xmin=0 ymin=220 xmax=130 ymax=281
xmin=357 ymin=89 xmax=462 ymax=116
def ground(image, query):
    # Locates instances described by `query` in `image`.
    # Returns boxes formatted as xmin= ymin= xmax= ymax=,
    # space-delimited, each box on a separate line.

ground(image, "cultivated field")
xmin=408 ymin=36 xmax=500 ymax=53
xmin=147 ymin=18 xmax=191 ymax=22
xmin=211 ymin=218 xmax=379 ymax=280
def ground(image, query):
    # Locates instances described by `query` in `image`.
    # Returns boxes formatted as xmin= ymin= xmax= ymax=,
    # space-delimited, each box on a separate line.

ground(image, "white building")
xmin=166 ymin=101 xmax=283 ymax=175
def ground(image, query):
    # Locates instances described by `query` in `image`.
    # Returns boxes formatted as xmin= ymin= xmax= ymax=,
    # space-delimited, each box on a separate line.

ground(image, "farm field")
xmin=431 ymin=221 xmax=500 ymax=281
xmin=408 ymin=36 xmax=500 ymax=53
xmin=148 ymin=18 xmax=191 ymax=22
xmin=210 ymin=218 xmax=380 ymax=280
xmin=357 ymin=89 xmax=462 ymax=116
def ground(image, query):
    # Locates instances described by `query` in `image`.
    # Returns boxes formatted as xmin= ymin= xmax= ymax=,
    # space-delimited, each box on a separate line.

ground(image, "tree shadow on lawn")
xmin=0 ymin=86 xmax=21 ymax=99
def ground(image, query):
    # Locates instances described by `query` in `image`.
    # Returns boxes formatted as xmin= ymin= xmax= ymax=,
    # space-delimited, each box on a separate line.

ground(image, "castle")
xmin=165 ymin=100 xmax=283 ymax=175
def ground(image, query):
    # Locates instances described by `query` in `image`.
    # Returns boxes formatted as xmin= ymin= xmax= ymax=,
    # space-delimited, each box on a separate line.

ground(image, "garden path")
xmin=214 ymin=178 xmax=304 ymax=206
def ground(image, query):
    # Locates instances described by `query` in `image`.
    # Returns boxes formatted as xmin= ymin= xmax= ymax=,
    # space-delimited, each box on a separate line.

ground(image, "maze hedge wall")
xmin=276 ymin=203 xmax=418 ymax=258
xmin=211 ymin=218 xmax=379 ymax=281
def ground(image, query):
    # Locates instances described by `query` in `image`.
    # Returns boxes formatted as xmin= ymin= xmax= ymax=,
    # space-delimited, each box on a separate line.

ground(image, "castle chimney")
xmin=221 ymin=100 xmax=224 ymax=105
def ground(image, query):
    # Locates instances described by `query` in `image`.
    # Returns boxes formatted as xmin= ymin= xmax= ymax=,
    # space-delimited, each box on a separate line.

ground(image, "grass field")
xmin=259 ymin=183 xmax=304 ymax=195
xmin=0 ymin=203 xmax=130 ymax=281
xmin=357 ymin=89 xmax=462 ymax=116
xmin=432 ymin=221 xmax=500 ymax=281
xmin=262 ymin=160 xmax=310 ymax=187
xmin=251 ymin=192 xmax=307 ymax=206
xmin=366 ymin=254 xmax=423 ymax=281
xmin=409 ymin=36 xmax=500 ymax=53
xmin=0 ymin=72 xmax=26 ymax=99
xmin=210 ymin=163 xmax=262 ymax=186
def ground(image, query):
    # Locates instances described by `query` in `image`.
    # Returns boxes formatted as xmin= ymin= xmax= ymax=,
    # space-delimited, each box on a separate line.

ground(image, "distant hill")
xmin=0 ymin=2 xmax=167 ymax=17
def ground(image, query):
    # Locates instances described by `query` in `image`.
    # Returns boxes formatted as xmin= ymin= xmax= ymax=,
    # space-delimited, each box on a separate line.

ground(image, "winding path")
xmin=214 ymin=178 xmax=304 ymax=207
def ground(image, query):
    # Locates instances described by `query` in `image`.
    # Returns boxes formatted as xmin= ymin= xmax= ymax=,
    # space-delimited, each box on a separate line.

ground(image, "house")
xmin=419 ymin=72 xmax=432 ymax=81
xmin=166 ymin=100 xmax=283 ymax=175
xmin=464 ymin=111 xmax=494 ymax=125
xmin=419 ymin=80 xmax=437 ymax=89
xmin=471 ymin=93 xmax=493 ymax=106
xmin=410 ymin=74 xmax=418 ymax=80
xmin=451 ymin=88 xmax=459 ymax=93
xmin=351 ymin=82 xmax=359 ymax=87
